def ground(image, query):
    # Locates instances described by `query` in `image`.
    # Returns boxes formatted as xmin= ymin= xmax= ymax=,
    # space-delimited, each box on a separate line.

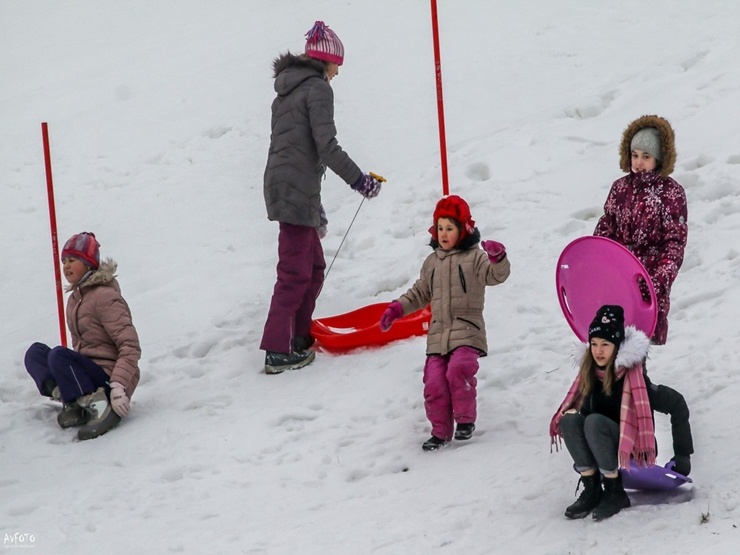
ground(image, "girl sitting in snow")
xmin=594 ymin=115 xmax=687 ymax=346
xmin=25 ymin=232 xmax=141 ymax=441
xmin=380 ymin=195 xmax=511 ymax=451
xmin=550 ymin=305 xmax=693 ymax=521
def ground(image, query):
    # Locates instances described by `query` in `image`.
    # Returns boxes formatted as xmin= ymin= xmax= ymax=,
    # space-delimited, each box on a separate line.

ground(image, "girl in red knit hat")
xmin=380 ymin=195 xmax=511 ymax=450
xmin=24 ymin=232 xmax=141 ymax=441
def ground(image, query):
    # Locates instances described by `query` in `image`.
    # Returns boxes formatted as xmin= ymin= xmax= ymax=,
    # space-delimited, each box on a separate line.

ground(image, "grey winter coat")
xmin=263 ymin=53 xmax=362 ymax=227
xmin=66 ymin=259 xmax=141 ymax=396
xmin=397 ymin=231 xmax=511 ymax=356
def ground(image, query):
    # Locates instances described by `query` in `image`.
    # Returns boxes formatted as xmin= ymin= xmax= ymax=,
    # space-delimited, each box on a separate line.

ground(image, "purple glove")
xmin=110 ymin=382 xmax=130 ymax=417
xmin=481 ymin=240 xmax=506 ymax=263
xmin=318 ymin=204 xmax=328 ymax=239
xmin=380 ymin=301 xmax=404 ymax=332
xmin=350 ymin=173 xmax=382 ymax=199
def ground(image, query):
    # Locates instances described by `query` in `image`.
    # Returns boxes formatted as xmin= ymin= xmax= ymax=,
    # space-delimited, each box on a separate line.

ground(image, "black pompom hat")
xmin=588 ymin=305 xmax=625 ymax=347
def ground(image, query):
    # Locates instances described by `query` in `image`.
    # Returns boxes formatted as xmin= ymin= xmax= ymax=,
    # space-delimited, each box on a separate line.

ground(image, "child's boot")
xmin=76 ymin=387 xmax=121 ymax=441
xmin=592 ymin=474 xmax=630 ymax=521
xmin=422 ymin=435 xmax=448 ymax=451
xmin=57 ymin=401 xmax=90 ymax=428
xmin=454 ymin=423 xmax=475 ymax=440
xmin=564 ymin=472 xmax=602 ymax=519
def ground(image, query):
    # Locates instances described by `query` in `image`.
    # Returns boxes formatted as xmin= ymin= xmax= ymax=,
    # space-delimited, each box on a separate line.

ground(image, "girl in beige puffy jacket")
xmin=380 ymin=196 xmax=511 ymax=451
xmin=25 ymin=232 xmax=141 ymax=441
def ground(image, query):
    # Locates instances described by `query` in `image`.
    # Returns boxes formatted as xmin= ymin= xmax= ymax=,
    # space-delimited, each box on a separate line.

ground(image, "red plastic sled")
xmin=311 ymin=302 xmax=432 ymax=353
xmin=556 ymin=236 xmax=657 ymax=341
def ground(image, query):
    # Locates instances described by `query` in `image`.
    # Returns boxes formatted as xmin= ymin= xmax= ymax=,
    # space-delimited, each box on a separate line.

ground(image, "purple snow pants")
xmin=25 ymin=342 xmax=110 ymax=403
xmin=423 ymin=346 xmax=480 ymax=441
xmin=260 ymin=222 xmax=325 ymax=354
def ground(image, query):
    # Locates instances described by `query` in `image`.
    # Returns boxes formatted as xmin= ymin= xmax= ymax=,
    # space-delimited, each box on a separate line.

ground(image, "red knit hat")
xmin=305 ymin=21 xmax=344 ymax=65
xmin=61 ymin=232 xmax=100 ymax=269
xmin=430 ymin=195 xmax=476 ymax=242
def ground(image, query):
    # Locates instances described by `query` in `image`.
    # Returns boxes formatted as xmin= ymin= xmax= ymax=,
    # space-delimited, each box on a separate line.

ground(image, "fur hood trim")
xmin=571 ymin=326 xmax=651 ymax=370
xmin=619 ymin=115 xmax=676 ymax=177
xmin=66 ymin=258 xmax=117 ymax=292
xmin=272 ymin=51 xmax=326 ymax=78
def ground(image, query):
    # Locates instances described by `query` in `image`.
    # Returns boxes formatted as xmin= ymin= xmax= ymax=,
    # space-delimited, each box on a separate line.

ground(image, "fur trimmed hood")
xmin=66 ymin=258 xmax=117 ymax=293
xmin=619 ymin=115 xmax=676 ymax=177
xmin=272 ymin=51 xmax=326 ymax=79
xmin=572 ymin=325 xmax=651 ymax=370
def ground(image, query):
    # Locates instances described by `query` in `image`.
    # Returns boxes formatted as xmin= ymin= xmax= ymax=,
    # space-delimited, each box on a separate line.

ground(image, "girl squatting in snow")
xmin=550 ymin=305 xmax=694 ymax=521
xmin=25 ymin=232 xmax=141 ymax=441
xmin=380 ymin=195 xmax=511 ymax=451
xmin=594 ymin=115 xmax=687 ymax=346
xmin=261 ymin=21 xmax=384 ymax=374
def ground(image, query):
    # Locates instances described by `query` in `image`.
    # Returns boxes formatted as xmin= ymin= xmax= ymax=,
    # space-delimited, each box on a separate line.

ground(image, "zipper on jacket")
xmin=458 ymin=266 xmax=467 ymax=293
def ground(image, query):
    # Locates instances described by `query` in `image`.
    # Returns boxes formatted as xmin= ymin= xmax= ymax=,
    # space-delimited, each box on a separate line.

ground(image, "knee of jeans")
xmin=583 ymin=413 xmax=614 ymax=436
xmin=559 ymin=412 xmax=583 ymax=433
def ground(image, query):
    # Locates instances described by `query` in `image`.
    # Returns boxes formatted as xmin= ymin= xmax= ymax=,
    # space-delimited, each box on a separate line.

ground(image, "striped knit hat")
xmin=305 ymin=21 xmax=344 ymax=65
xmin=61 ymin=232 xmax=100 ymax=269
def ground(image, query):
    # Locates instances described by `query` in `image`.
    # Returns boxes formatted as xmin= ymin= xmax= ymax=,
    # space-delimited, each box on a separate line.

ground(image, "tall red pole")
xmin=41 ymin=122 xmax=67 ymax=347
xmin=430 ymin=0 xmax=449 ymax=196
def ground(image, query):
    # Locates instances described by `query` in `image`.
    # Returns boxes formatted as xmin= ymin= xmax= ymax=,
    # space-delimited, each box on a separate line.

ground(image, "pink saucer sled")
xmin=556 ymin=236 xmax=657 ymax=341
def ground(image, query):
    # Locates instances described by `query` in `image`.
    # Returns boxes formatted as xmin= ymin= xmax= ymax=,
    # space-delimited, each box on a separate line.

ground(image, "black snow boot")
xmin=592 ymin=474 xmax=630 ymax=521
xmin=294 ymin=335 xmax=315 ymax=352
xmin=565 ymin=472 xmax=602 ymax=519
xmin=264 ymin=349 xmax=316 ymax=374
xmin=454 ymin=423 xmax=475 ymax=440
xmin=422 ymin=435 xmax=448 ymax=451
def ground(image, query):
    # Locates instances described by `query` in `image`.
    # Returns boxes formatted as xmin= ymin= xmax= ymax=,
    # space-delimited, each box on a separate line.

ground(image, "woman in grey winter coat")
xmin=260 ymin=21 xmax=384 ymax=374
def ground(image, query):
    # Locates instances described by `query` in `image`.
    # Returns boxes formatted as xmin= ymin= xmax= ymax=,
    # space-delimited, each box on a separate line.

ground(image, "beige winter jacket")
xmin=66 ymin=259 xmax=141 ymax=396
xmin=398 ymin=244 xmax=511 ymax=356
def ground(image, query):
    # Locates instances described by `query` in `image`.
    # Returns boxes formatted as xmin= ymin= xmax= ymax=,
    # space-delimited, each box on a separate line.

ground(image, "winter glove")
xmin=318 ymin=204 xmax=328 ymax=239
xmin=110 ymin=382 xmax=130 ymax=417
xmin=350 ymin=173 xmax=383 ymax=199
xmin=669 ymin=454 xmax=691 ymax=476
xmin=481 ymin=240 xmax=507 ymax=263
xmin=380 ymin=301 xmax=404 ymax=332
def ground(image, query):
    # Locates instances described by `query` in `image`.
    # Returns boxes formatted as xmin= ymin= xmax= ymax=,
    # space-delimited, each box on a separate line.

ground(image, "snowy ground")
xmin=2 ymin=1 xmax=739 ymax=553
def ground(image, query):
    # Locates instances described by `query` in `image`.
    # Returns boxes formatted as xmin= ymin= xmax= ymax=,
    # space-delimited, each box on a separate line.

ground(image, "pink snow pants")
xmin=423 ymin=346 xmax=480 ymax=441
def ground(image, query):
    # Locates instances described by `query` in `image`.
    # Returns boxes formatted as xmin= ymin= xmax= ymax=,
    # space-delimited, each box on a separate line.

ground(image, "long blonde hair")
xmin=577 ymin=345 xmax=618 ymax=397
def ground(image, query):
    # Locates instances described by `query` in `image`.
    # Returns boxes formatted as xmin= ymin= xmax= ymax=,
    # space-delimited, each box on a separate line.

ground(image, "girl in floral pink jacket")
xmin=25 ymin=232 xmax=141 ymax=441
xmin=594 ymin=115 xmax=687 ymax=345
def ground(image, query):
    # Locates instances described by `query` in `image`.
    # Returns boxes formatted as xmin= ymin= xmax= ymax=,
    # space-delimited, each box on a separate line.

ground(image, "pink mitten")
xmin=380 ymin=301 xmax=404 ymax=332
xmin=110 ymin=382 xmax=130 ymax=417
xmin=481 ymin=240 xmax=507 ymax=263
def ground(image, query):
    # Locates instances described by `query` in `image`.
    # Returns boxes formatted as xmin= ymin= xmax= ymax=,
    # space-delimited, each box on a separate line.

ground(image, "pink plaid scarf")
xmin=550 ymin=363 xmax=655 ymax=469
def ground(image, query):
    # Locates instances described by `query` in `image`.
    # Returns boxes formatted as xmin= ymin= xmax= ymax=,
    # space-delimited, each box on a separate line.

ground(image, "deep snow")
xmin=2 ymin=1 xmax=740 ymax=554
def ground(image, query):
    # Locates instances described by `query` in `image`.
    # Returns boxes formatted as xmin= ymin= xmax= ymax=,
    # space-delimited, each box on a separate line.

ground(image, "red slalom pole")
xmin=430 ymin=0 xmax=449 ymax=196
xmin=41 ymin=122 xmax=67 ymax=347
